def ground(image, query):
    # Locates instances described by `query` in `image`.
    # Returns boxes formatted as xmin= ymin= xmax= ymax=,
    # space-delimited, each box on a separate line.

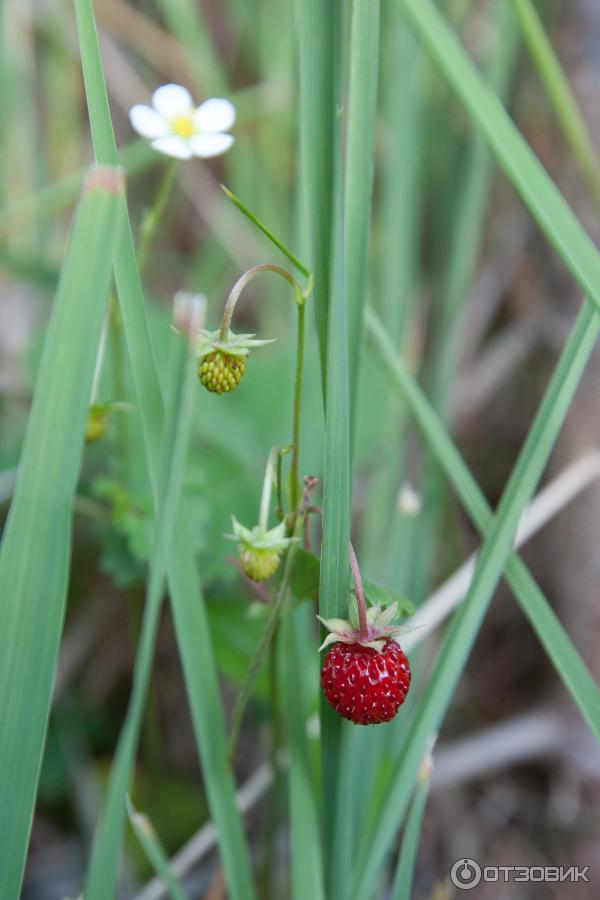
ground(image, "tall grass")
xmin=0 ymin=166 xmax=123 ymax=896
xmin=1 ymin=0 xmax=600 ymax=897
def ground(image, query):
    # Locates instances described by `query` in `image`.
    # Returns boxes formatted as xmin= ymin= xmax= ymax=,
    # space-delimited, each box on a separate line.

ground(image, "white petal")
xmin=151 ymin=136 xmax=193 ymax=159
xmin=194 ymin=98 xmax=236 ymax=134
xmin=190 ymin=132 xmax=235 ymax=158
xmin=129 ymin=105 xmax=169 ymax=139
xmin=152 ymin=84 xmax=194 ymax=118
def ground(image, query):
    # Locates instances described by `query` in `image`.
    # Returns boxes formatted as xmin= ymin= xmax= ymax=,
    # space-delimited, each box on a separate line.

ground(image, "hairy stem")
xmin=349 ymin=541 xmax=368 ymax=640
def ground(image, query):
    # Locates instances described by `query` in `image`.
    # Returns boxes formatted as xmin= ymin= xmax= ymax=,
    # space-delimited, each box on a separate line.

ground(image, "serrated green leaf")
xmin=362 ymin=578 xmax=415 ymax=617
xmin=288 ymin=547 xmax=321 ymax=602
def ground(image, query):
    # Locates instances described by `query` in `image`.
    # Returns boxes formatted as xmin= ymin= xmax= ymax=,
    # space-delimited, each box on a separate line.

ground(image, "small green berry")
xmin=86 ymin=405 xmax=109 ymax=443
xmin=239 ymin=547 xmax=281 ymax=582
xmin=198 ymin=350 xmax=246 ymax=394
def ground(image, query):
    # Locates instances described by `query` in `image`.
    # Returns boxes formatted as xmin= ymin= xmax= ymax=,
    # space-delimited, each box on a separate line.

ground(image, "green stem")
xmin=220 ymin=185 xmax=311 ymax=278
xmin=227 ymin=535 xmax=300 ymax=763
xmin=289 ymin=302 xmax=305 ymax=520
xmin=137 ymin=159 xmax=176 ymax=274
xmin=219 ymin=263 xmax=304 ymax=341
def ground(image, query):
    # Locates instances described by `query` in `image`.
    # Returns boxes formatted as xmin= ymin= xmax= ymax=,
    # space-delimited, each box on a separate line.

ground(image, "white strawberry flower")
xmin=129 ymin=84 xmax=236 ymax=160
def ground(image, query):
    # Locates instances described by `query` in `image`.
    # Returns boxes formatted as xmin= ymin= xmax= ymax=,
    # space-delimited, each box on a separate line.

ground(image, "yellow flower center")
xmin=171 ymin=114 xmax=196 ymax=138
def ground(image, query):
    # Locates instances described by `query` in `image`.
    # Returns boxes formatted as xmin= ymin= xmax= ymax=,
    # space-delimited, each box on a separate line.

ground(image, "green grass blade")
xmin=295 ymin=0 xmax=341 ymax=377
xmin=366 ymin=306 xmax=600 ymax=742
xmin=344 ymin=0 xmax=380 ymax=414
xmin=508 ymin=0 xmax=600 ymax=212
xmin=397 ymin=0 xmax=600 ymax=316
xmin=390 ymin=747 xmax=433 ymax=900
xmin=0 ymin=165 xmax=123 ymax=898
xmin=153 ymin=0 xmax=226 ymax=95
xmin=0 ymin=140 xmax=155 ymax=241
xmin=319 ymin=208 xmax=351 ymax=888
xmin=355 ymin=302 xmax=600 ymax=896
xmin=411 ymin=0 xmax=519 ymax=601
xmin=85 ymin=325 xmax=196 ymax=899
xmin=280 ymin=608 xmax=325 ymax=900
xmin=75 ymin=4 xmax=256 ymax=897
xmin=127 ymin=797 xmax=190 ymax=900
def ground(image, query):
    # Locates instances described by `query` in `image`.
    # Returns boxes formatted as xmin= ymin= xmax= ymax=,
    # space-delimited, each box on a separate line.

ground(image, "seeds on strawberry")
xmin=199 ymin=350 xmax=246 ymax=394
xmin=321 ymin=639 xmax=411 ymax=725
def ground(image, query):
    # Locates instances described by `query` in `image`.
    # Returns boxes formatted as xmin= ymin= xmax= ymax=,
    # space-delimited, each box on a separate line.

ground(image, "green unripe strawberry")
xmin=199 ymin=350 xmax=246 ymax=394
xmin=239 ymin=547 xmax=281 ymax=582
xmin=86 ymin=404 xmax=109 ymax=443
xmin=195 ymin=328 xmax=274 ymax=396
xmin=226 ymin=516 xmax=297 ymax=584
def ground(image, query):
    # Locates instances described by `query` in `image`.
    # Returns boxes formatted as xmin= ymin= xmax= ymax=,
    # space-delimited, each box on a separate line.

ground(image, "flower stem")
xmin=138 ymin=159 xmax=176 ymax=275
xmin=349 ymin=541 xmax=368 ymax=641
xmin=218 ymin=263 xmax=304 ymax=341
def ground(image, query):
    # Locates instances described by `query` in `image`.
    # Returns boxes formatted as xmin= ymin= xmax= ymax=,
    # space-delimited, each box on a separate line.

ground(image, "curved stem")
xmin=219 ymin=263 xmax=304 ymax=341
xmin=349 ymin=541 xmax=368 ymax=641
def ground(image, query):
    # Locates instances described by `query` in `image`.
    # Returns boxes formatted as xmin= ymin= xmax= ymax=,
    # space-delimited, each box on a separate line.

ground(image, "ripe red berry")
xmin=321 ymin=639 xmax=411 ymax=725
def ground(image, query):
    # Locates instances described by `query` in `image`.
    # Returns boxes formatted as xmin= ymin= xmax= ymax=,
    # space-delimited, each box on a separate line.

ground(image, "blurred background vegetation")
xmin=1 ymin=0 xmax=600 ymax=897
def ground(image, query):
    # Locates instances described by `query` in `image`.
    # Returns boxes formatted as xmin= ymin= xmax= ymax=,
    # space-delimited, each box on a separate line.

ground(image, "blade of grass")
xmin=127 ymin=797 xmax=190 ymax=900
xmin=153 ymin=0 xmax=227 ymax=95
xmin=360 ymin=9 xmax=426 ymax=576
xmin=0 ymin=139 xmax=156 ymax=241
xmin=84 ymin=319 xmax=196 ymax=898
xmin=390 ymin=744 xmax=433 ymax=900
xmin=354 ymin=301 xmax=600 ymax=897
xmin=295 ymin=0 xmax=341 ymax=378
xmin=319 ymin=200 xmax=351 ymax=888
xmin=508 ymin=0 xmax=600 ymax=212
xmin=74 ymin=3 xmax=256 ymax=897
xmin=397 ymin=0 xmax=600 ymax=316
xmin=0 ymin=165 xmax=123 ymax=898
xmin=333 ymin=7 xmax=381 ymax=881
xmin=280 ymin=606 xmax=325 ymax=900
xmin=345 ymin=0 xmax=380 ymax=416
xmin=366 ymin=306 xmax=600 ymax=743
xmin=412 ymin=0 xmax=520 ymax=602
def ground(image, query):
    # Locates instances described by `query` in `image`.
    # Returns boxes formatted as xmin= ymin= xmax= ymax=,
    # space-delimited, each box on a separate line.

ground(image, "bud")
xmin=172 ymin=291 xmax=206 ymax=341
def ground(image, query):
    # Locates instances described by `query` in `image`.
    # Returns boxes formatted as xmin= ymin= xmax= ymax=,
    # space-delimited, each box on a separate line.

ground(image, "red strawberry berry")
xmin=321 ymin=639 xmax=411 ymax=725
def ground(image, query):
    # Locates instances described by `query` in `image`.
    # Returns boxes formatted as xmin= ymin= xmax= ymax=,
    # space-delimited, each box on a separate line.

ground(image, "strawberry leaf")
xmin=362 ymin=579 xmax=414 ymax=618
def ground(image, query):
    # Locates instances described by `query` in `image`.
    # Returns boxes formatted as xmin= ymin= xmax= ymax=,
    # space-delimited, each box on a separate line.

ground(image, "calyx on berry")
xmin=318 ymin=600 xmax=409 ymax=654
xmin=196 ymin=328 xmax=274 ymax=394
xmin=226 ymin=446 xmax=297 ymax=582
xmin=227 ymin=517 xmax=296 ymax=582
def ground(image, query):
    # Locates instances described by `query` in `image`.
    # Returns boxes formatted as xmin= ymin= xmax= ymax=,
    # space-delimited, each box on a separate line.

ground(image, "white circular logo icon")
xmin=450 ymin=858 xmax=482 ymax=890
